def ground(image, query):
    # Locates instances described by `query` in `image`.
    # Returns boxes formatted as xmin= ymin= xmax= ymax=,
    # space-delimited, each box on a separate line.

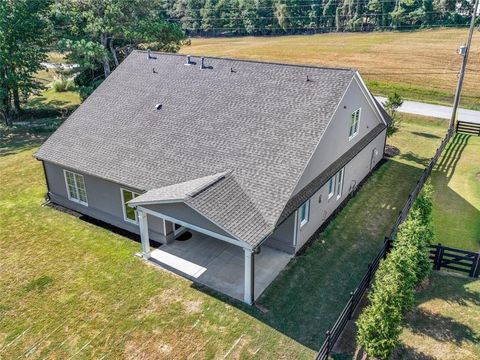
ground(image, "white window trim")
xmin=336 ymin=168 xmax=345 ymax=200
xmin=328 ymin=178 xmax=335 ymax=199
xmin=63 ymin=170 xmax=88 ymax=206
xmin=299 ymin=200 xmax=310 ymax=227
xmin=120 ymin=188 xmax=140 ymax=224
xmin=349 ymin=108 xmax=361 ymax=141
xmin=327 ymin=167 xmax=345 ymax=201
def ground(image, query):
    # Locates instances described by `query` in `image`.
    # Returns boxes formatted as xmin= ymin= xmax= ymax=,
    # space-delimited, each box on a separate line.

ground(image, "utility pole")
xmin=449 ymin=0 xmax=480 ymax=130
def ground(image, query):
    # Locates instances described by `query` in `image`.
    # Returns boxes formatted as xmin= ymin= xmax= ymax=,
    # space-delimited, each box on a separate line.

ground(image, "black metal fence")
xmin=315 ymin=127 xmax=455 ymax=360
xmin=431 ymin=243 xmax=480 ymax=278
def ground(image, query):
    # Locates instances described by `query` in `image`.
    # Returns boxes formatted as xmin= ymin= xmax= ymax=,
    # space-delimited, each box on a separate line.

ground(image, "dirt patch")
xmin=140 ymin=288 xmax=184 ymax=316
xmin=183 ymin=299 xmax=202 ymax=314
xmin=124 ymin=337 xmax=173 ymax=360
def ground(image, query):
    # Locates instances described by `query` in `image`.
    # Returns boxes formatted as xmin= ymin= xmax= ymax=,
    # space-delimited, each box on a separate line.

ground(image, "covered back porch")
xmin=136 ymin=206 xmax=292 ymax=304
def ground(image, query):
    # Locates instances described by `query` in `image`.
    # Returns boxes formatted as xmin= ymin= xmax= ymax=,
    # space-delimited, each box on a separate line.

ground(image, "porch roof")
xmin=130 ymin=172 xmax=272 ymax=247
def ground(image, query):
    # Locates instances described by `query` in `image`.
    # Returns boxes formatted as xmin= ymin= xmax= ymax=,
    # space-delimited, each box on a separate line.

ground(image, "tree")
xmin=356 ymin=184 xmax=434 ymax=359
xmin=384 ymin=92 xmax=404 ymax=137
xmin=0 ymin=0 xmax=53 ymax=125
xmin=55 ymin=0 xmax=186 ymax=80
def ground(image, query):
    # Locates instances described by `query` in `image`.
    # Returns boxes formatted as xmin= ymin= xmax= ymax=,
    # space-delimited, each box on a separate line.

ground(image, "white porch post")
xmin=138 ymin=209 xmax=151 ymax=259
xmin=244 ymin=248 xmax=255 ymax=305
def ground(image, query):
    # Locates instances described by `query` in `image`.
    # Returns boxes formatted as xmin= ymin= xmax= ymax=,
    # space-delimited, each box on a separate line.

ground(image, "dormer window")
xmin=349 ymin=108 xmax=361 ymax=140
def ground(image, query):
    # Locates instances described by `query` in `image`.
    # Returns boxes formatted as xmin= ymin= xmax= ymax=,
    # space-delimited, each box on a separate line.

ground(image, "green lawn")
xmin=0 ymin=114 xmax=473 ymax=358
xmin=257 ymin=114 xmax=449 ymax=349
xmin=398 ymin=272 xmax=480 ymax=359
xmin=431 ymin=133 xmax=480 ymax=251
xmin=0 ymin=146 xmax=313 ymax=359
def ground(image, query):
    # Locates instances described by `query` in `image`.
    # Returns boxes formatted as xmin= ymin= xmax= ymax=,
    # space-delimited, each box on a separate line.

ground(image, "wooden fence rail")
xmin=315 ymin=127 xmax=455 ymax=360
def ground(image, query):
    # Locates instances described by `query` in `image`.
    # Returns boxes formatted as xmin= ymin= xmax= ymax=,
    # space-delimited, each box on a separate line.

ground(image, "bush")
xmin=52 ymin=79 xmax=76 ymax=92
xmin=356 ymin=184 xmax=434 ymax=359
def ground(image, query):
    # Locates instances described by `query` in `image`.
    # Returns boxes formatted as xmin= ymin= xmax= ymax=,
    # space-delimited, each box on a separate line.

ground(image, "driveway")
xmin=375 ymin=96 xmax=480 ymax=124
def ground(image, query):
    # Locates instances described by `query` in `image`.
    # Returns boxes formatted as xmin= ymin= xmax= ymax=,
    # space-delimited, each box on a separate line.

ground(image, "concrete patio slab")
xmin=148 ymin=231 xmax=292 ymax=302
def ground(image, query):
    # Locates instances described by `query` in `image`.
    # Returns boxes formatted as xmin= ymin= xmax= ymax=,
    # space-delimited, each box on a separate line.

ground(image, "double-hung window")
xmin=64 ymin=170 xmax=88 ymax=206
xmin=299 ymin=200 xmax=310 ymax=227
xmin=121 ymin=189 xmax=140 ymax=224
xmin=328 ymin=167 xmax=345 ymax=200
xmin=349 ymin=108 xmax=361 ymax=140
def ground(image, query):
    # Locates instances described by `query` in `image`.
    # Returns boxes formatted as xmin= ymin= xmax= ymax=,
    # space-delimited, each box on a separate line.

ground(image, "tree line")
xmin=0 ymin=0 xmax=477 ymax=125
xmin=0 ymin=0 xmax=186 ymax=125
xmin=163 ymin=0 xmax=476 ymax=36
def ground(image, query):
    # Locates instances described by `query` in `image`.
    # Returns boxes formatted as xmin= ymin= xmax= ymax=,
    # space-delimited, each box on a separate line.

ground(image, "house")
xmin=35 ymin=51 xmax=391 ymax=305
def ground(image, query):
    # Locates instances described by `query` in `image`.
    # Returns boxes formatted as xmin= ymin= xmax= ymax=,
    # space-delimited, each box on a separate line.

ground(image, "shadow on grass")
xmin=245 ymin=160 xmax=426 ymax=350
xmin=411 ymin=131 xmax=441 ymax=140
xmin=398 ymin=151 xmax=431 ymax=166
xmin=435 ymin=132 xmax=470 ymax=181
xmin=431 ymin=133 xmax=480 ymax=251
xmin=405 ymin=309 xmax=479 ymax=345
xmin=399 ymin=273 xmax=480 ymax=357
xmin=394 ymin=344 xmax=436 ymax=360
xmin=0 ymin=118 xmax=64 ymax=157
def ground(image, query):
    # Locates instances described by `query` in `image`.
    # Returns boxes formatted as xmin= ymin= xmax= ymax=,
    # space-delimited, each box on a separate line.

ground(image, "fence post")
xmin=348 ymin=291 xmax=354 ymax=320
xmin=366 ymin=263 xmax=373 ymax=285
xmin=384 ymin=237 xmax=391 ymax=257
xmin=325 ymin=330 xmax=332 ymax=354
xmin=470 ymin=252 xmax=480 ymax=278
xmin=434 ymin=243 xmax=443 ymax=270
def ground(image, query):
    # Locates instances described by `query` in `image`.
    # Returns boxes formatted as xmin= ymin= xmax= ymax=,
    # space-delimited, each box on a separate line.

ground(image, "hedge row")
xmin=356 ymin=183 xmax=434 ymax=359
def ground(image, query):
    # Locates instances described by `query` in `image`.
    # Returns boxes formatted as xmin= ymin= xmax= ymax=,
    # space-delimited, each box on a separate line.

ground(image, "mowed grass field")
xmin=181 ymin=28 xmax=480 ymax=110
xmin=386 ymin=115 xmax=480 ymax=251
xmin=398 ymin=272 xmax=480 ymax=360
xmin=1 ymin=114 xmax=463 ymax=358
xmin=432 ymin=132 xmax=480 ymax=251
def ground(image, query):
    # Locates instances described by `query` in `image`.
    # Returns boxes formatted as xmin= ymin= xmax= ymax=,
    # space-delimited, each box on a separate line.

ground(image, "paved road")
xmin=375 ymin=96 xmax=480 ymax=124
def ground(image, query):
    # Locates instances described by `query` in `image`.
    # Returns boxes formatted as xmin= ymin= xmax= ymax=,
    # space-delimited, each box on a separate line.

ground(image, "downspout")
xmin=38 ymin=159 xmax=51 ymax=202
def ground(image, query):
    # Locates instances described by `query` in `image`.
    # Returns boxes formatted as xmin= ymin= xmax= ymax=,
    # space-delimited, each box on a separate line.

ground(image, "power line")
xmin=169 ymin=0 xmax=473 ymax=12
xmin=167 ymin=11 xmax=456 ymax=22
xmin=182 ymin=24 xmax=469 ymax=31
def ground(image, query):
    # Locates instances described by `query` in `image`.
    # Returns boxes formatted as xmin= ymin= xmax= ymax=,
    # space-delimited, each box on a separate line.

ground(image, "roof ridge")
xmin=133 ymin=50 xmax=356 ymax=72
xmin=186 ymin=171 xmax=230 ymax=198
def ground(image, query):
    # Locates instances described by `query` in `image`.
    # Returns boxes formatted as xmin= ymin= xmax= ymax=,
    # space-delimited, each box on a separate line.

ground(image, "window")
xmin=328 ymin=167 xmax=345 ymax=200
xmin=328 ymin=177 xmax=335 ymax=199
xmin=64 ymin=170 xmax=88 ymax=206
xmin=121 ymin=189 xmax=140 ymax=223
xmin=335 ymin=168 xmax=345 ymax=199
xmin=349 ymin=108 xmax=361 ymax=140
xmin=299 ymin=200 xmax=310 ymax=227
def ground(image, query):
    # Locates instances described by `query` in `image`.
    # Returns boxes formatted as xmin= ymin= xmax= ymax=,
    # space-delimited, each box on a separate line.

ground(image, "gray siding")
xmin=43 ymin=161 xmax=168 ymax=243
xmin=294 ymin=128 xmax=386 ymax=251
xmin=144 ymin=202 xmax=233 ymax=239
xmin=265 ymin=212 xmax=296 ymax=254
xmin=292 ymin=75 xmax=385 ymax=195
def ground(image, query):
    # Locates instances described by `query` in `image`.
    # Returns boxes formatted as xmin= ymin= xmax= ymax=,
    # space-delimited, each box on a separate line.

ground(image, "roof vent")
xmin=306 ymin=75 xmax=312 ymax=82
xmin=155 ymin=103 xmax=162 ymax=110
xmin=200 ymin=57 xmax=212 ymax=70
xmin=185 ymin=55 xmax=194 ymax=66
xmin=147 ymin=49 xmax=156 ymax=60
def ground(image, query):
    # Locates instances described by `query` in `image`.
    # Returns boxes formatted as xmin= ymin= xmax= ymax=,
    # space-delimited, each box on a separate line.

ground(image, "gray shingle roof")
xmin=129 ymin=172 xmax=228 ymax=205
xmin=36 ymin=51 xmax=361 ymax=247
xmin=277 ymin=123 xmax=386 ymax=225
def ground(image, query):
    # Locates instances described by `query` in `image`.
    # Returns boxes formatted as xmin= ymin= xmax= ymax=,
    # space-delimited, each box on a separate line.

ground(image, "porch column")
xmin=138 ymin=209 xmax=151 ymax=259
xmin=244 ymin=248 xmax=255 ymax=305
